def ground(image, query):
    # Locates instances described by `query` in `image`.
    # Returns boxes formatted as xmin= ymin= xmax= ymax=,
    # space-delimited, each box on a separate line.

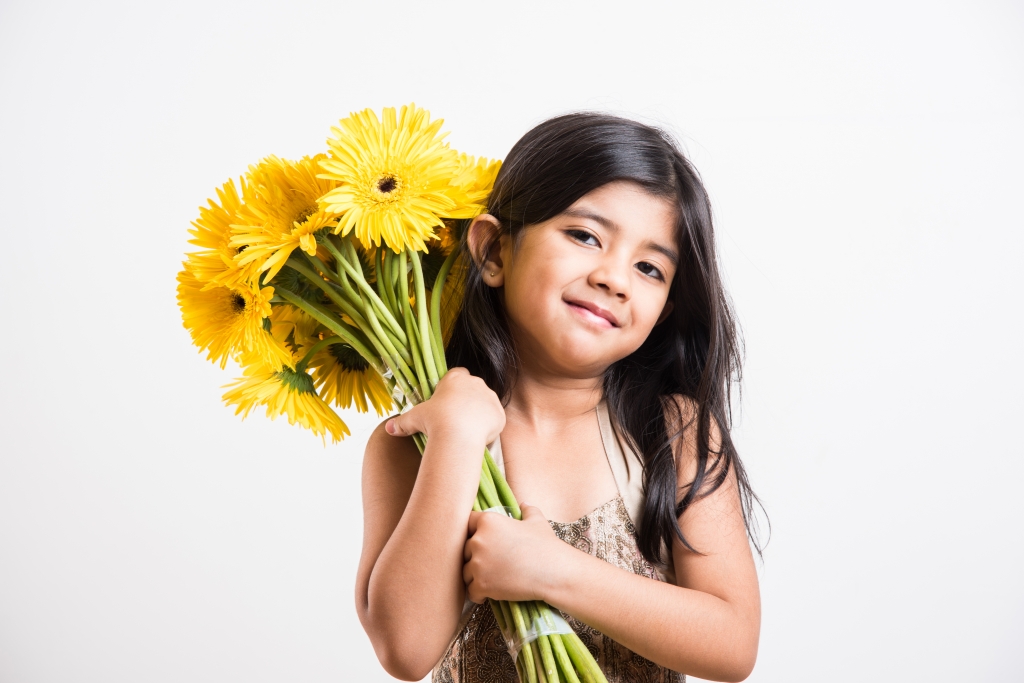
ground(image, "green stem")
xmin=398 ymin=251 xmax=432 ymax=400
xmin=390 ymin=247 xmax=402 ymax=294
xmin=499 ymin=600 xmax=516 ymax=639
xmin=403 ymin=303 xmax=432 ymax=401
xmin=275 ymin=285 xmax=418 ymax=404
xmin=295 ymin=335 xmax=342 ymax=374
xmin=410 ymin=251 xmax=440 ymax=386
xmin=564 ymin=632 xmax=605 ymax=683
xmin=430 ymin=248 xmax=459 ymax=374
xmin=284 ymin=259 xmax=375 ymax=335
xmin=325 ymin=266 xmax=413 ymax=368
xmin=477 ymin=457 xmax=503 ymax=510
xmin=323 ymin=267 xmax=411 ymax=369
xmin=301 ymin=252 xmax=341 ymax=285
xmin=528 ymin=603 xmax=559 ymax=681
xmin=321 ymin=236 xmax=407 ymax=346
xmin=355 ymin=290 xmax=420 ymax=399
xmin=508 ymin=603 xmax=537 ymax=681
xmin=540 ymin=608 xmax=579 ymax=683
xmin=273 ymin=289 xmax=379 ymax=374
xmin=531 ymin=644 xmax=549 ymax=683
xmin=485 ymin=449 xmax=522 ymax=519
xmin=342 ymin=239 xmax=410 ymax=347
xmin=376 ymin=248 xmax=398 ymax=317
xmin=398 ymin=250 xmax=412 ymax=333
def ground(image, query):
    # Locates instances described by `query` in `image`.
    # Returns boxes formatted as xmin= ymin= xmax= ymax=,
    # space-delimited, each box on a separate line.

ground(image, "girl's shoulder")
xmin=363 ymin=416 xmax=422 ymax=482
xmin=661 ymin=394 xmax=726 ymax=493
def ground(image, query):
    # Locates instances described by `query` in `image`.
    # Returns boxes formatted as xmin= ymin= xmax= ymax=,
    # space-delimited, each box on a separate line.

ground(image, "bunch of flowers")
xmin=177 ymin=104 xmax=608 ymax=683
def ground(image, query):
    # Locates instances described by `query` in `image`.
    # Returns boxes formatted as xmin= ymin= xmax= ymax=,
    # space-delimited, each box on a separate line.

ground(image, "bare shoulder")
xmin=361 ymin=417 xmax=422 ymax=506
xmin=365 ymin=417 xmax=421 ymax=469
xmin=663 ymin=394 xmax=726 ymax=497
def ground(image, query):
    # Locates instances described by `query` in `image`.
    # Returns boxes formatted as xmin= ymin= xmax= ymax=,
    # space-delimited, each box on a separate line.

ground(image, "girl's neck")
xmin=505 ymin=370 xmax=604 ymax=431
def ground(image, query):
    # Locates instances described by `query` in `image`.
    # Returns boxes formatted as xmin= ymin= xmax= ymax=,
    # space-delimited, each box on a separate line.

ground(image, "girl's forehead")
xmin=562 ymin=182 xmax=679 ymax=242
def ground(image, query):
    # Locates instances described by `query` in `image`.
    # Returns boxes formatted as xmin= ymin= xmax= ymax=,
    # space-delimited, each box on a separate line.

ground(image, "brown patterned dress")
xmin=432 ymin=403 xmax=685 ymax=683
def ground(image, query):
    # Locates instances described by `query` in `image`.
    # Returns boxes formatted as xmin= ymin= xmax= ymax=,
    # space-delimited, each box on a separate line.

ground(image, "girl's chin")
xmin=542 ymin=342 xmax=627 ymax=376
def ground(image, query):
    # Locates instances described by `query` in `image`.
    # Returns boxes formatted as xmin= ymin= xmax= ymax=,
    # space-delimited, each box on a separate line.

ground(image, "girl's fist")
xmin=385 ymin=368 xmax=505 ymax=447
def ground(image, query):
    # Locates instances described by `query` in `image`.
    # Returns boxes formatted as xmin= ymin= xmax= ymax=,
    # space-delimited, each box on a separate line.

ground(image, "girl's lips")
xmin=565 ymin=299 xmax=619 ymax=327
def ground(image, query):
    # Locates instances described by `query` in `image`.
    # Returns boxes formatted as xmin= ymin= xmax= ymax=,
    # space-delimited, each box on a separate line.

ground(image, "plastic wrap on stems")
xmin=501 ymin=603 xmax=574 ymax=660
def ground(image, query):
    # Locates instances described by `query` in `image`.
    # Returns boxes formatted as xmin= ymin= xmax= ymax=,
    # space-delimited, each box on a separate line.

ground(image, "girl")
xmin=356 ymin=114 xmax=762 ymax=682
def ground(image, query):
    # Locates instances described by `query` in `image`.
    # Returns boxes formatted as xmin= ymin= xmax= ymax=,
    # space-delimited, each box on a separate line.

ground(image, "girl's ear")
xmin=466 ymin=214 xmax=505 ymax=287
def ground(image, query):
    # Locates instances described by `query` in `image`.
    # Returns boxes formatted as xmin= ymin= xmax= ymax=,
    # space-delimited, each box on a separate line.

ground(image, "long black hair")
xmin=445 ymin=112 xmax=763 ymax=565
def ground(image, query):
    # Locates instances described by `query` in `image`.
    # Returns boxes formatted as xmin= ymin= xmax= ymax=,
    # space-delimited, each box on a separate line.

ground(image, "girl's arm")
xmin=462 ymin=406 xmax=761 ymax=682
xmin=355 ymin=369 xmax=506 ymax=681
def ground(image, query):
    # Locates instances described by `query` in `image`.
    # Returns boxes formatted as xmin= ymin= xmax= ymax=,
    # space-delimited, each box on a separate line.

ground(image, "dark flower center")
xmin=294 ymin=206 xmax=317 ymax=225
xmin=231 ymin=293 xmax=247 ymax=314
xmin=377 ymin=175 xmax=397 ymax=194
xmin=329 ymin=343 xmax=369 ymax=372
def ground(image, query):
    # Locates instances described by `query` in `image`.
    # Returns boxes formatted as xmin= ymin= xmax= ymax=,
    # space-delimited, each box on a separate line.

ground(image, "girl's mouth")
xmin=565 ymin=299 xmax=619 ymax=328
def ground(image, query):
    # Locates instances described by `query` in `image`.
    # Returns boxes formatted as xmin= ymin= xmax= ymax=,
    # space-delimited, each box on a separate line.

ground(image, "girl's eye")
xmin=635 ymin=261 xmax=664 ymax=281
xmin=566 ymin=229 xmax=599 ymax=247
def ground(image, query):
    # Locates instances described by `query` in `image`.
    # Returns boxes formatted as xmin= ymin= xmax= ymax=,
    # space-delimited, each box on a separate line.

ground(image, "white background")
xmin=1 ymin=1 xmax=1021 ymax=681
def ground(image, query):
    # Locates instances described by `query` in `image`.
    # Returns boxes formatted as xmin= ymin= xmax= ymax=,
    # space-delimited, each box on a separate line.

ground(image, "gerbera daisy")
xmin=307 ymin=340 xmax=393 ymax=415
xmin=318 ymin=104 xmax=461 ymax=253
xmin=269 ymin=304 xmax=321 ymax=355
xmin=232 ymin=155 xmax=341 ymax=282
xmin=176 ymin=266 xmax=291 ymax=370
xmin=446 ymin=153 xmax=502 ymax=219
xmin=185 ymin=176 xmax=261 ymax=289
xmin=223 ymin=353 xmax=349 ymax=443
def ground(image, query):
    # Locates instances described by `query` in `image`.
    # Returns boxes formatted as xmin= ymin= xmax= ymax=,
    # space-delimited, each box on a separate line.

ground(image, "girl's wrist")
xmin=534 ymin=533 xmax=584 ymax=605
xmin=420 ymin=428 xmax=486 ymax=473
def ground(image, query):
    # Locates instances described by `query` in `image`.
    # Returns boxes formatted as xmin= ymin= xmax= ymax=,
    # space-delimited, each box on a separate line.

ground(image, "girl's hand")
xmin=462 ymin=504 xmax=569 ymax=604
xmin=385 ymin=368 xmax=506 ymax=447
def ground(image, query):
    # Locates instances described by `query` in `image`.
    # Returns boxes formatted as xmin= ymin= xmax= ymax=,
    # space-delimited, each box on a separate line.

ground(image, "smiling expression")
xmin=490 ymin=181 xmax=679 ymax=380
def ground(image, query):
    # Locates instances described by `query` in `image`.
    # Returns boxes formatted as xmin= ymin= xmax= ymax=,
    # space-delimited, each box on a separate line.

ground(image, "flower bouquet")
xmin=177 ymin=104 xmax=608 ymax=683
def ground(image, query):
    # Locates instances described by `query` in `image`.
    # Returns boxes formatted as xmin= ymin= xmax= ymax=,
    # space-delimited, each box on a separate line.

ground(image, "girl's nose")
xmin=589 ymin=259 xmax=631 ymax=300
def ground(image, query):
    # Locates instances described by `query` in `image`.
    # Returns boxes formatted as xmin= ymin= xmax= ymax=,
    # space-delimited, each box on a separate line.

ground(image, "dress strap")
xmin=598 ymin=400 xmax=677 ymax=584
xmin=596 ymin=400 xmax=645 ymax=529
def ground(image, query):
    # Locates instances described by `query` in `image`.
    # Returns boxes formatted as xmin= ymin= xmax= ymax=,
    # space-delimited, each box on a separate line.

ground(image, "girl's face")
xmin=486 ymin=181 xmax=679 ymax=380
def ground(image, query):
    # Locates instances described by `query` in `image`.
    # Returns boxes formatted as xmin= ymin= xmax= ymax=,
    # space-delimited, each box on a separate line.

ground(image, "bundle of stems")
xmin=272 ymin=230 xmax=607 ymax=683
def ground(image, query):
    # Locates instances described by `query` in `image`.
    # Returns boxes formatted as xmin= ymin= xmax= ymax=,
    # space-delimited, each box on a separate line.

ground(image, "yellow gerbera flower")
xmin=269 ymin=304 xmax=321 ymax=355
xmin=185 ymin=177 xmax=261 ymax=289
xmin=318 ymin=103 xmax=461 ymax=253
xmin=176 ymin=266 xmax=291 ymax=370
xmin=446 ymin=153 xmax=502 ymax=218
xmin=307 ymin=340 xmax=393 ymax=415
xmin=223 ymin=354 xmax=349 ymax=444
xmin=232 ymin=155 xmax=341 ymax=282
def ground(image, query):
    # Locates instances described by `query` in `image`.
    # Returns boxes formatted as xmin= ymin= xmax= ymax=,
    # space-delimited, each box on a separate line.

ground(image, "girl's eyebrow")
xmin=562 ymin=207 xmax=679 ymax=266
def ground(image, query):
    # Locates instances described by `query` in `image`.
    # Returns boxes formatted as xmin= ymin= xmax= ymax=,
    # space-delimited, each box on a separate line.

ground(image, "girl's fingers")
xmin=467 ymin=510 xmax=484 ymax=536
xmin=462 ymin=549 xmax=485 ymax=603
xmin=384 ymin=407 xmax=421 ymax=437
xmin=519 ymin=504 xmax=545 ymax=521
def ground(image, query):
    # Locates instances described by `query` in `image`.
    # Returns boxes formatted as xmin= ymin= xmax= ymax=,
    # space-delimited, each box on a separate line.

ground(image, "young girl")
xmin=355 ymin=114 xmax=761 ymax=682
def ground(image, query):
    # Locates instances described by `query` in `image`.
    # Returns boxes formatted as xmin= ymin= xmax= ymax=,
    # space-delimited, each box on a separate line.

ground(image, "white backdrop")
xmin=1 ymin=1 xmax=1021 ymax=681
